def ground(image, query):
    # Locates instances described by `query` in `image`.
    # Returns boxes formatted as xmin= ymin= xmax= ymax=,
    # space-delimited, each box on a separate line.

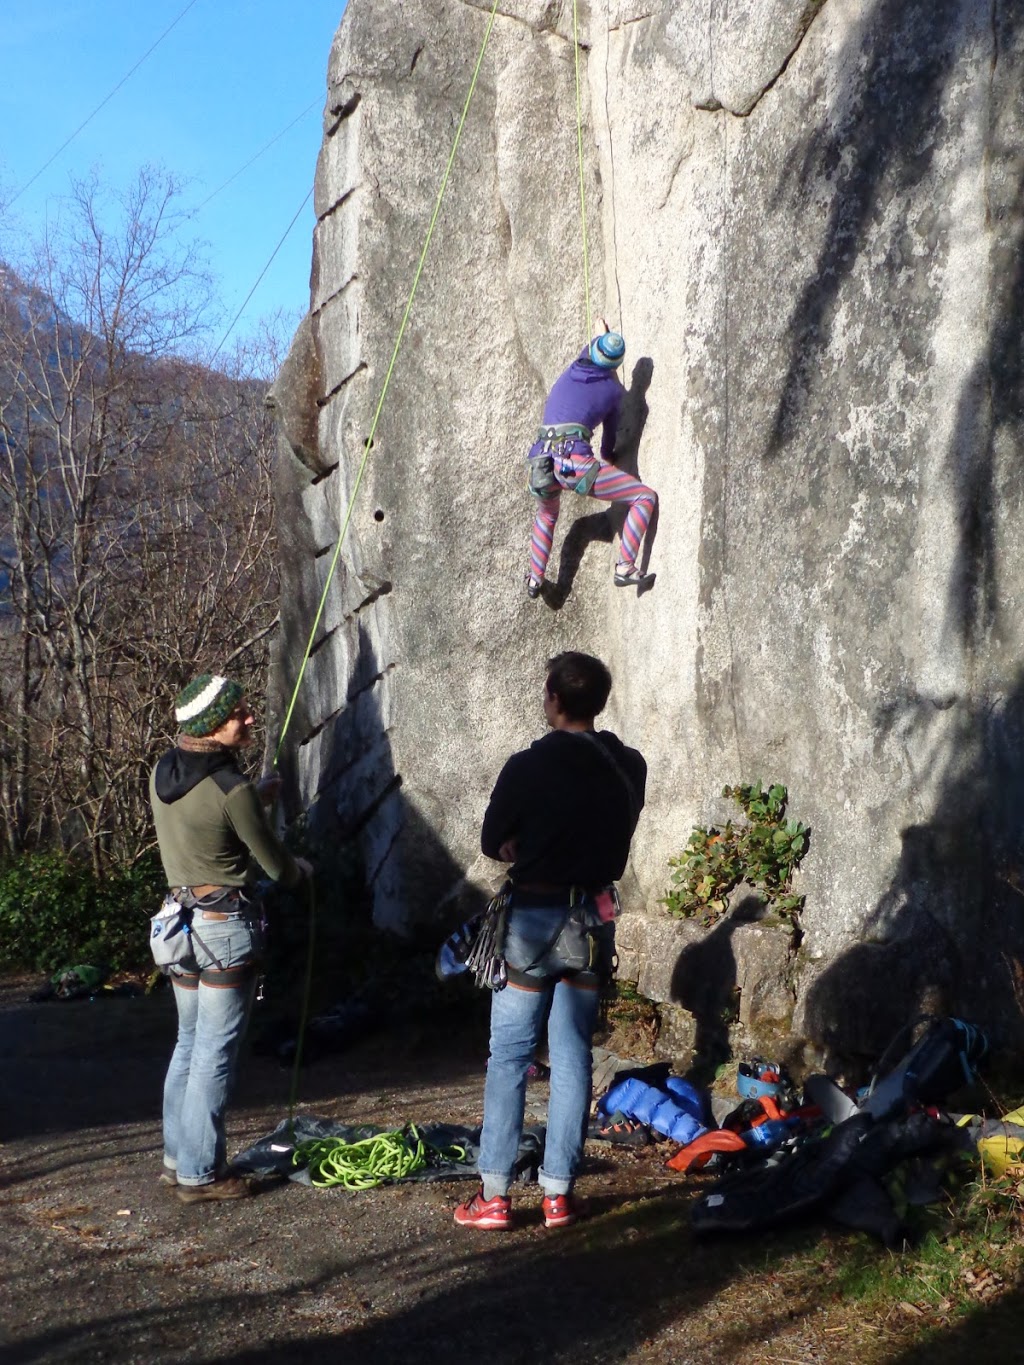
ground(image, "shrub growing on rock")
xmin=661 ymin=782 xmax=809 ymax=928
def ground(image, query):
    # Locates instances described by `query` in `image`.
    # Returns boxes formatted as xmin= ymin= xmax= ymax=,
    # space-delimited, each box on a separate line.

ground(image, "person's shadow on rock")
xmin=670 ymin=894 xmax=767 ymax=1087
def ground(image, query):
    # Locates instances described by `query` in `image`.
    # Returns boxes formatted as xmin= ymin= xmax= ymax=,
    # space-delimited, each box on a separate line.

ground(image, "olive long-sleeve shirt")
xmin=149 ymin=746 xmax=301 ymax=890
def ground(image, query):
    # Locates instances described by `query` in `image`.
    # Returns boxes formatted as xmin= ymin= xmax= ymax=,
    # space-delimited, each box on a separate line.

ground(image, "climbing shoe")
xmin=176 ymin=1175 xmax=250 ymax=1204
xmin=525 ymin=575 xmax=544 ymax=600
xmin=587 ymin=1111 xmax=649 ymax=1146
xmin=541 ymin=1193 xmax=579 ymax=1228
xmin=613 ymin=564 xmax=655 ymax=589
xmin=454 ymin=1189 xmax=511 ymax=1230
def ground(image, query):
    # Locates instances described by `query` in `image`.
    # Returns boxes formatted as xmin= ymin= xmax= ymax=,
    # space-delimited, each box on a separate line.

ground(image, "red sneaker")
xmin=454 ymin=1189 xmax=512 ymax=1230
xmin=541 ymin=1193 xmax=578 ymax=1228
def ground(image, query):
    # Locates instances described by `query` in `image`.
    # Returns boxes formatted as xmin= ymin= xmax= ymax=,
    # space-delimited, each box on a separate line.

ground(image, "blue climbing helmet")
xmin=590 ymin=331 xmax=625 ymax=369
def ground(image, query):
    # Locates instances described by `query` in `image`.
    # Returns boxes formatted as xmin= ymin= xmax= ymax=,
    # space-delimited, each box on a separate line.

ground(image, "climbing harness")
xmin=527 ymin=424 xmax=594 ymax=498
xmin=537 ymin=423 xmax=593 ymax=442
xmin=294 ymin=1124 xmax=469 ymax=1189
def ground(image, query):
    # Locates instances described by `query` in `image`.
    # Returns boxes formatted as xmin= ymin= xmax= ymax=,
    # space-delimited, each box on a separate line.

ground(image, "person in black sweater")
xmin=455 ymin=652 xmax=646 ymax=1230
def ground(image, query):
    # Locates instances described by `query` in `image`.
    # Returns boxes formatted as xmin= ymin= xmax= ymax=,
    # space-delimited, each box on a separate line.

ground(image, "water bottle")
xmin=743 ymin=1117 xmax=799 ymax=1150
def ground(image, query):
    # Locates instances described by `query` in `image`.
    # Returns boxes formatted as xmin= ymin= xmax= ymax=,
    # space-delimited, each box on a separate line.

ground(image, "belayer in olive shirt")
xmin=150 ymin=674 xmax=311 ymax=1204
xmin=150 ymin=739 xmax=302 ymax=891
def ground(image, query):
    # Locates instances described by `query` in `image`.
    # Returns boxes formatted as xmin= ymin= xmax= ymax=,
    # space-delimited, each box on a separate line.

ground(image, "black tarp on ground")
xmin=233 ymin=1115 xmax=545 ymax=1187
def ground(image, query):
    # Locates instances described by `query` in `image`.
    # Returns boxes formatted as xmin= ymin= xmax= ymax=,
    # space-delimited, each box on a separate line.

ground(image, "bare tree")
xmin=0 ymin=170 xmax=280 ymax=870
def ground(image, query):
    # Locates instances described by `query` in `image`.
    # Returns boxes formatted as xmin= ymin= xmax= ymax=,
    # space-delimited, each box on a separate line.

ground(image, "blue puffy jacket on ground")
xmin=598 ymin=1075 xmax=708 ymax=1146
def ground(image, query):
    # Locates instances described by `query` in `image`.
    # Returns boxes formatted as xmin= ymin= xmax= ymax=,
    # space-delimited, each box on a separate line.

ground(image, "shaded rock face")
xmin=271 ymin=0 xmax=1024 ymax=1052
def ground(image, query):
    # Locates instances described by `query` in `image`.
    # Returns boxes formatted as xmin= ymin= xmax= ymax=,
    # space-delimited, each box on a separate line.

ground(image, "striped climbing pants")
xmin=528 ymin=450 xmax=658 ymax=583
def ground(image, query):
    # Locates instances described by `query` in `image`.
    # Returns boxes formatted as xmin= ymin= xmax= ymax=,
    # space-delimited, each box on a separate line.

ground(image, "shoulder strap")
xmin=575 ymin=731 xmax=639 ymax=824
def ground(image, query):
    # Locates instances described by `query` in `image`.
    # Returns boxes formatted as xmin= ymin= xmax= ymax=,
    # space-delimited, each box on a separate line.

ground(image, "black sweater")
xmin=480 ymin=729 xmax=646 ymax=889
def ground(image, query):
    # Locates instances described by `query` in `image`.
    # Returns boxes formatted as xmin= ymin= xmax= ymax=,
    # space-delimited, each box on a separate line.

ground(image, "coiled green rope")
xmin=294 ymin=1124 xmax=469 ymax=1189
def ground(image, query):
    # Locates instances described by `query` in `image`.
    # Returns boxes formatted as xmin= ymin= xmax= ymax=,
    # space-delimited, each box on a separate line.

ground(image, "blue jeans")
xmin=478 ymin=903 xmax=602 ymax=1198
xmin=162 ymin=913 xmax=261 ymax=1187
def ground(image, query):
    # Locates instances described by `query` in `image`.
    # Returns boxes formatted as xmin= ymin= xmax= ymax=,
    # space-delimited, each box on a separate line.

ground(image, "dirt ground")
xmin=1 ymin=977 xmax=1020 ymax=1364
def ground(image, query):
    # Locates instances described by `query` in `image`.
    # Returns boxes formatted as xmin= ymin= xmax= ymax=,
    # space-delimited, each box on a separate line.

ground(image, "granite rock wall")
xmin=270 ymin=0 xmax=1024 ymax=1053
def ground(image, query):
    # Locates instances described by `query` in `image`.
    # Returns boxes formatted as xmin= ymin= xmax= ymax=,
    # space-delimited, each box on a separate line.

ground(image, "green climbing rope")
xmin=294 ymin=1125 xmax=469 ymax=1189
xmin=572 ymin=0 xmax=593 ymax=345
xmin=274 ymin=0 xmax=501 ymax=768
xmin=285 ymin=875 xmax=317 ymax=1139
xmin=273 ymin=0 xmax=501 ymax=1138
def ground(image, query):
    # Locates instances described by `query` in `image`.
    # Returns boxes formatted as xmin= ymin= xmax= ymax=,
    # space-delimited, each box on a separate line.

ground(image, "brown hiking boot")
xmin=176 ymin=1176 xmax=250 ymax=1204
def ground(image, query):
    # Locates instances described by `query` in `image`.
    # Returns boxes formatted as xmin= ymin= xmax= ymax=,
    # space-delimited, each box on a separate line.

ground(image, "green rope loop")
xmin=293 ymin=1124 xmax=470 ymax=1189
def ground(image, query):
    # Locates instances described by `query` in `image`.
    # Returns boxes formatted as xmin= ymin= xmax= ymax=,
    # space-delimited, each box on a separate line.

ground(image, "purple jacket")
xmin=538 ymin=347 xmax=623 ymax=462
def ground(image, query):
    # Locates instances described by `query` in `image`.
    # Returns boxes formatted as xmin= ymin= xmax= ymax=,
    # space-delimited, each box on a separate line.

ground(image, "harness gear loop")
xmin=537 ymin=423 xmax=592 ymax=443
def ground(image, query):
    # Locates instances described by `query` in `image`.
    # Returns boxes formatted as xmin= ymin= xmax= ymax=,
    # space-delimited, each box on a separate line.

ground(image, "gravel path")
xmin=0 ymin=978 xmax=975 ymax=1363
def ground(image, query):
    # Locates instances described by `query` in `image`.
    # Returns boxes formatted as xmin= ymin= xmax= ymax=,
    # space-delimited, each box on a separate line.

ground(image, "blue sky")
xmin=1 ymin=0 xmax=346 ymax=354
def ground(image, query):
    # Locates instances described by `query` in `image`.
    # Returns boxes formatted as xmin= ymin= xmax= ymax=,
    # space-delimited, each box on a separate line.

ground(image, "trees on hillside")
xmin=0 ymin=171 xmax=281 ymax=870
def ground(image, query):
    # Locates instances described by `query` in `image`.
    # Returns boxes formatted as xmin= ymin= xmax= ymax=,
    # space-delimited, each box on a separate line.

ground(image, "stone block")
xmin=732 ymin=923 xmax=796 ymax=1026
xmin=653 ymin=1003 xmax=699 ymax=1069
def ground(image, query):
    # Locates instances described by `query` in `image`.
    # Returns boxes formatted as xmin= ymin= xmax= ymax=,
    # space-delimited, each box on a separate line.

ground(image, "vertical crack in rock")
xmin=718 ymin=109 xmax=744 ymax=779
xmin=984 ymin=0 xmax=999 ymax=232
xmin=737 ymin=0 xmax=829 ymax=117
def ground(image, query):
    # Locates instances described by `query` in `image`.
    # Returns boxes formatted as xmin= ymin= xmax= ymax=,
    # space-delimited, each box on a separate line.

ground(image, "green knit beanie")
xmin=174 ymin=675 xmax=244 ymax=737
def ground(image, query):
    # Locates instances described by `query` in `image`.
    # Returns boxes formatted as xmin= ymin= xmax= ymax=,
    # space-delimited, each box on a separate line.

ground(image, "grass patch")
xmin=818 ymin=1177 xmax=1024 ymax=1324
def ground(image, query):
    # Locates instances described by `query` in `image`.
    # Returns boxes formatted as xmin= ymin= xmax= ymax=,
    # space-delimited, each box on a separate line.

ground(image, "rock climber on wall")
xmin=524 ymin=318 xmax=657 ymax=599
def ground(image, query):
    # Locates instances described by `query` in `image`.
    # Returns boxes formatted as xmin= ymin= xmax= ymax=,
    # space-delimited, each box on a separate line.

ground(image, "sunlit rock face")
xmin=271 ymin=0 xmax=1024 ymax=1054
